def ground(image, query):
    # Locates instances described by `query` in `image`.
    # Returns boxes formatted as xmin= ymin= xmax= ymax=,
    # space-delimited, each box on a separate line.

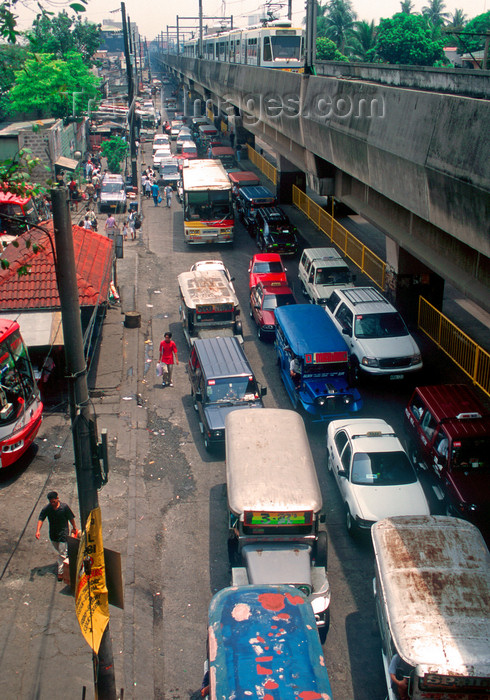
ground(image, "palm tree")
xmin=349 ymin=20 xmax=377 ymax=61
xmin=449 ymin=8 xmax=467 ymax=28
xmin=400 ymin=0 xmax=415 ymax=14
xmin=323 ymin=0 xmax=357 ymax=53
xmin=422 ymin=0 xmax=450 ymax=28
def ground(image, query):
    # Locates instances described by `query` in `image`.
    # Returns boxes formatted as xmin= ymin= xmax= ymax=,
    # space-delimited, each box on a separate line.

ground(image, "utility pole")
xmin=121 ymin=2 xmax=137 ymax=186
xmin=51 ymin=187 xmax=117 ymax=700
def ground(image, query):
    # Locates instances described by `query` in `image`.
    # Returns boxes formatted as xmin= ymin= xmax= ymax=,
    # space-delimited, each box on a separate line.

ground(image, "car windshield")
xmin=351 ymin=451 xmax=417 ymax=485
xmin=354 ymin=312 xmax=408 ymax=339
xmin=315 ymin=268 xmax=351 ymax=285
xmin=452 ymin=438 xmax=490 ymax=471
xmin=262 ymin=294 xmax=295 ymax=310
xmin=206 ymin=376 xmax=259 ymax=403
xmin=102 ymin=183 xmax=123 ymax=193
xmin=162 ymin=165 xmax=179 ymax=175
xmin=252 ymin=262 xmax=284 ymax=274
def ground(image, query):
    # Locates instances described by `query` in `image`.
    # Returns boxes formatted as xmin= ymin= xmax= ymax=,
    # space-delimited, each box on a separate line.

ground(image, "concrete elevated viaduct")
xmin=159 ymin=55 xmax=489 ymax=314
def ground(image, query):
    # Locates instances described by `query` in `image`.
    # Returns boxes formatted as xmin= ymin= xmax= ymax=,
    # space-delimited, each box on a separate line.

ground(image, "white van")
xmin=298 ymin=247 xmax=355 ymax=304
xmin=372 ymin=516 xmax=490 ymax=700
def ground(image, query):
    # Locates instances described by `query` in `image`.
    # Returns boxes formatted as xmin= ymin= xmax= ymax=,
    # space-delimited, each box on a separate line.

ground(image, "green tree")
xmin=400 ymin=0 xmax=415 ymax=14
xmin=368 ymin=13 xmax=444 ymax=65
xmin=0 ymin=0 xmax=88 ymax=44
xmin=349 ymin=20 xmax=377 ymax=61
xmin=9 ymin=52 xmax=100 ymax=119
xmin=0 ymin=44 xmax=27 ymax=119
xmin=449 ymin=9 xmax=467 ymax=29
xmin=323 ymin=0 xmax=357 ymax=53
xmin=456 ymin=12 xmax=490 ymax=54
xmin=316 ymin=37 xmax=349 ymax=60
xmin=100 ymin=137 xmax=129 ymax=174
xmin=422 ymin=0 xmax=450 ymax=28
xmin=27 ymin=11 xmax=101 ymax=65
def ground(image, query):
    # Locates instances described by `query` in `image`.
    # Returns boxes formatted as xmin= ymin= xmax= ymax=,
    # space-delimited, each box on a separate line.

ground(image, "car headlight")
xmin=296 ymin=584 xmax=311 ymax=597
xmin=343 ymin=395 xmax=352 ymax=405
xmin=316 ymin=298 xmax=328 ymax=305
xmin=315 ymin=396 xmax=326 ymax=406
xmin=212 ymin=430 xmax=223 ymax=438
xmin=361 ymin=357 xmax=379 ymax=367
xmin=262 ymin=325 xmax=275 ymax=331
xmin=412 ymin=353 xmax=422 ymax=365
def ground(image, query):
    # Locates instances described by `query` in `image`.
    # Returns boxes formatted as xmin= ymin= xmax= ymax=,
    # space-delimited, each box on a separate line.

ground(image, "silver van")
xmin=225 ymin=408 xmax=331 ymax=642
xmin=99 ymin=174 xmax=127 ymax=213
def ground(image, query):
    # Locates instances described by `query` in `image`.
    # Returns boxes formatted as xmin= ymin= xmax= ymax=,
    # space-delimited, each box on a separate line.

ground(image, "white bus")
xmin=181 ymin=159 xmax=234 ymax=245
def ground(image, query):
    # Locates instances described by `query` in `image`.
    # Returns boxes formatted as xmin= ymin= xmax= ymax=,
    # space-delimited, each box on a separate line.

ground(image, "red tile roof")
xmin=0 ymin=220 xmax=113 ymax=310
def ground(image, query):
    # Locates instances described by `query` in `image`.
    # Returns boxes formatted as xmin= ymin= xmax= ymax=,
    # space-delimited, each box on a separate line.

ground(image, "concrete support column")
xmin=276 ymin=154 xmax=306 ymax=204
xmin=385 ymin=239 xmax=444 ymax=324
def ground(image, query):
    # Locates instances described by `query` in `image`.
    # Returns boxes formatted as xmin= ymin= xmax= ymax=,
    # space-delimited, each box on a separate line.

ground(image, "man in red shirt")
xmin=159 ymin=332 xmax=179 ymax=387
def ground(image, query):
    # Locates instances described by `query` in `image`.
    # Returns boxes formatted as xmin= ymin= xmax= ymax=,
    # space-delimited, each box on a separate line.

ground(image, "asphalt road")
xmin=0 ymin=114 xmax=472 ymax=700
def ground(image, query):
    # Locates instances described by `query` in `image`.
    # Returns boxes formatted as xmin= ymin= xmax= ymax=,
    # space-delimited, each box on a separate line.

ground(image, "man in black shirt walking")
xmin=36 ymin=491 xmax=78 ymax=581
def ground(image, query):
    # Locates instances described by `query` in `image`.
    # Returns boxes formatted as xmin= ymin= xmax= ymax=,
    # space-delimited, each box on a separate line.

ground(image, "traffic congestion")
xmin=135 ymin=75 xmax=490 ymax=699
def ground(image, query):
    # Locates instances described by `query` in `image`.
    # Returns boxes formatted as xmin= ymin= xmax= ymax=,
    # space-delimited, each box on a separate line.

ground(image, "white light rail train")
xmin=182 ymin=20 xmax=304 ymax=71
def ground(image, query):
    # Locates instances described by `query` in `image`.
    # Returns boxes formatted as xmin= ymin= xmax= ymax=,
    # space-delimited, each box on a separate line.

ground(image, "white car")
xmin=153 ymin=147 xmax=172 ymax=168
xmin=152 ymin=135 xmax=170 ymax=152
xmin=326 ymin=418 xmax=429 ymax=536
xmin=189 ymin=260 xmax=235 ymax=292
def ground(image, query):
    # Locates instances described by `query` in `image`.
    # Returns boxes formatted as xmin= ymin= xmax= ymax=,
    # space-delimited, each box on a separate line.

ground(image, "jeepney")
xmin=225 ymin=408 xmax=331 ymax=642
xmin=372 ymin=516 xmax=490 ymax=700
xmin=203 ymin=584 xmax=334 ymax=699
xmin=178 ymin=270 xmax=242 ymax=346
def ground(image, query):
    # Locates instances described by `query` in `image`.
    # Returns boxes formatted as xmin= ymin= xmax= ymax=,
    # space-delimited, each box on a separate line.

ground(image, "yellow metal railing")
xmin=292 ymin=185 xmax=386 ymax=290
xmin=418 ymin=297 xmax=490 ymax=397
xmin=246 ymin=145 xmax=277 ymax=185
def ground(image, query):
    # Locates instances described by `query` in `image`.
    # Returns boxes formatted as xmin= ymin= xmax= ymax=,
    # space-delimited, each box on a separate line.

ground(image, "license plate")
xmin=390 ymin=374 xmax=404 ymax=380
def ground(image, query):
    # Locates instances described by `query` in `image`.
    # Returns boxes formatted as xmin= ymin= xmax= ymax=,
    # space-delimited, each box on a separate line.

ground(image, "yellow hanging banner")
xmin=75 ymin=506 xmax=110 ymax=653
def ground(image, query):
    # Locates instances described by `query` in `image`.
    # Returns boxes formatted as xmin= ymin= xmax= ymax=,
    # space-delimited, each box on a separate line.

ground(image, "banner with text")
xmin=75 ymin=506 xmax=109 ymax=653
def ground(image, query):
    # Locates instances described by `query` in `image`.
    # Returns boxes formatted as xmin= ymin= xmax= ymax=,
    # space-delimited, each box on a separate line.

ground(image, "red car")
xmin=248 ymin=253 xmax=288 ymax=289
xmin=249 ymin=281 xmax=296 ymax=341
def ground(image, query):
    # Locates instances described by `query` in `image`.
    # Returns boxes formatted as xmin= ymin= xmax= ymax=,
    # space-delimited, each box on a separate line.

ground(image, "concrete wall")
xmin=315 ymin=61 xmax=490 ymax=100
xmin=164 ymin=56 xmax=489 ymax=260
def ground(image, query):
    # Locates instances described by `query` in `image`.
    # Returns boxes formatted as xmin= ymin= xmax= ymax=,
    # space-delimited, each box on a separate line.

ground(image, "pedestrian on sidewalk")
xmin=164 ymin=184 xmax=172 ymax=208
xmin=229 ymin=130 xmax=235 ymax=148
xmin=35 ymin=491 xmax=78 ymax=581
xmin=105 ymin=214 xmax=117 ymax=237
xmin=144 ymin=178 xmax=152 ymax=198
xmin=152 ymin=181 xmax=160 ymax=207
xmin=159 ymin=332 xmax=179 ymax=387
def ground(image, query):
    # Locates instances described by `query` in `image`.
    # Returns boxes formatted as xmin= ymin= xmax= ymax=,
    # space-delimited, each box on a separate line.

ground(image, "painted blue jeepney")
xmin=206 ymin=584 xmax=333 ymax=700
xmin=275 ymin=304 xmax=362 ymax=422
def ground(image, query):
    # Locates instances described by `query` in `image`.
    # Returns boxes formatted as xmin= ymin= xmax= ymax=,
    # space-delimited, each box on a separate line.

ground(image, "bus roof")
xmin=275 ymin=304 xmax=349 ymax=360
xmin=0 ymin=318 xmax=19 ymax=337
xmin=177 ymin=270 xmax=238 ymax=308
xmin=225 ymin=408 xmax=322 ymax=515
xmin=372 ymin=516 xmax=490 ymax=676
xmin=181 ymin=159 xmax=231 ymax=191
xmin=0 ymin=191 xmax=31 ymax=205
xmin=208 ymin=585 xmax=333 ymax=700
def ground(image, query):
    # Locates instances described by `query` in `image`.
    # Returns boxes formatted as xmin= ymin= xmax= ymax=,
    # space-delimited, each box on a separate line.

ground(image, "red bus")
xmin=0 ymin=192 xmax=42 ymax=237
xmin=0 ymin=319 xmax=43 ymax=467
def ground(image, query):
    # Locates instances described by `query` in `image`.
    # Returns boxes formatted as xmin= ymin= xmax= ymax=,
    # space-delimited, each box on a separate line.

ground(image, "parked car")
xmin=99 ymin=173 xmax=126 ymax=213
xmin=249 ymin=280 xmax=295 ymax=341
xmin=248 ymin=253 xmax=287 ymax=289
xmin=324 ymin=287 xmax=423 ymax=382
xmin=190 ymin=259 xmax=235 ymax=292
xmin=255 ymin=207 xmax=299 ymax=256
xmin=404 ymin=383 xmax=490 ymax=540
xmin=326 ymin=418 xmax=429 ymax=536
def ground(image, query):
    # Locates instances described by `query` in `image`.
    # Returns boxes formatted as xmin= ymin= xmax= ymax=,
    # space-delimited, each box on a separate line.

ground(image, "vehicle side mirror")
xmin=260 ymin=386 xmax=267 ymax=397
xmin=342 ymin=328 xmax=350 ymax=336
xmin=338 ymin=469 xmax=347 ymax=478
xmin=319 ymin=512 xmax=326 ymax=524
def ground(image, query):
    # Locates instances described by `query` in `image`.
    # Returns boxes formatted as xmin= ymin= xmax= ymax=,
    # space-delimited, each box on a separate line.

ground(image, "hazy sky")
xmin=13 ymin=0 xmax=489 ymax=42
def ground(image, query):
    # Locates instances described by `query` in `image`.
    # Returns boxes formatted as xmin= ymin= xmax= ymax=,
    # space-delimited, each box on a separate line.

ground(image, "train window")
xmin=263 ymin=37 xmax=272 ymax=62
